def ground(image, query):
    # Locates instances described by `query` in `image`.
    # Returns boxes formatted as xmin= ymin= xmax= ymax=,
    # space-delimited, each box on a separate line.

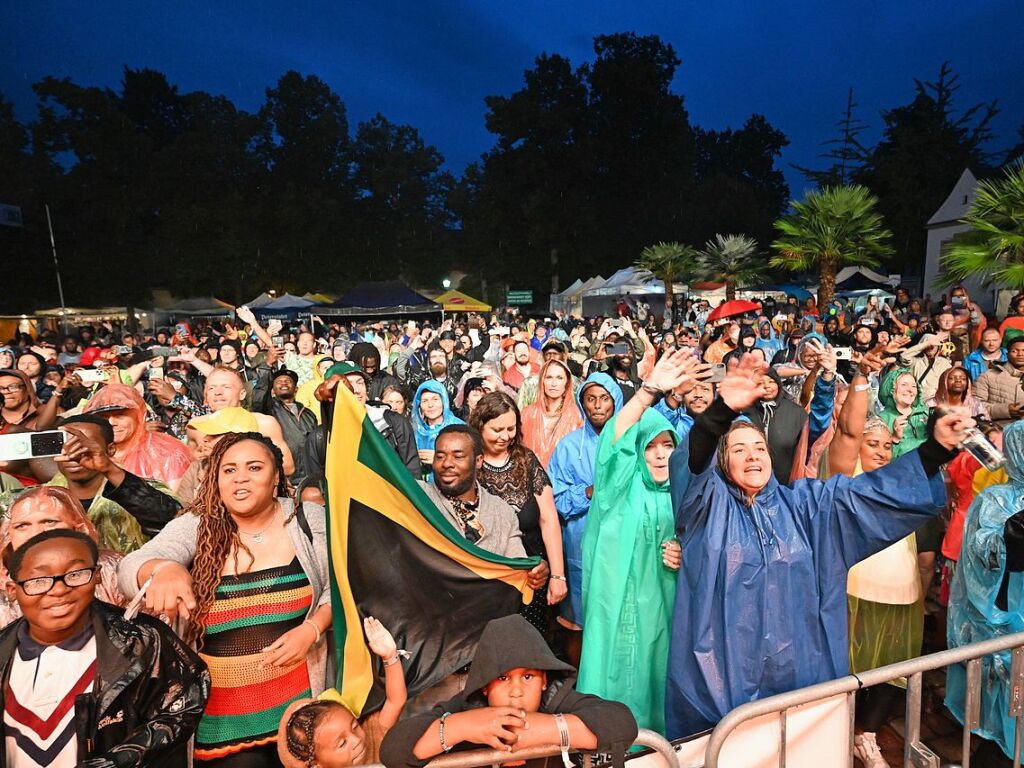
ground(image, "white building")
xmin=921 ymin=168 xmax=1013 ymax=314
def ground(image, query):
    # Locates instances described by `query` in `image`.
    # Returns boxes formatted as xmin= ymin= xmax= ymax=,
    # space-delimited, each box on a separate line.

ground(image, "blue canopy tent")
xmin=251 ymin=293 xmax=320 ymax=322
xmin=318 ymin=280 xmax=440 ymax=318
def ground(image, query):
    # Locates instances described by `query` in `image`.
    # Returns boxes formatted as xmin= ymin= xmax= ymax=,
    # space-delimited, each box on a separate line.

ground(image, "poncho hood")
xmin=462 ymin=615 xmax=574 ymax=698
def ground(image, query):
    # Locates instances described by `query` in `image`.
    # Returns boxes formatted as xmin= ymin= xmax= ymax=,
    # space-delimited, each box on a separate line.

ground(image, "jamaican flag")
xmin=324 ymin=385 xmax=537 ymax=717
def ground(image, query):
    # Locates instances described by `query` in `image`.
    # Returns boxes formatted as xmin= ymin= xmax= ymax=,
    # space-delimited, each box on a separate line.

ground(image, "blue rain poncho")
xmin=548 ymin=373 xmax=623 ymax=626
xmin=664 ymin=400 xmax=948 ymax=738
xmin=946 ymin=421 xmax=1024 ymax=759
xmin=411 ymin=380 xmax=464 ymax=479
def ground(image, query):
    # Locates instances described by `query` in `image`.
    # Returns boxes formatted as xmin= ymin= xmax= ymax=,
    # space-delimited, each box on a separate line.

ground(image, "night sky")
xmin=3 ymin=1 xmax=1022 ymax=196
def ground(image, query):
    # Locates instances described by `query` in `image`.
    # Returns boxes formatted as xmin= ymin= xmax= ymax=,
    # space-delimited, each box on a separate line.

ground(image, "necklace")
xmin=237 ymin=503 xmax=278 ymax=543
xmin=485 ymin=453 xmax=511 ymax=471
xmin=240 ymin=524 xmax=272 ymax=544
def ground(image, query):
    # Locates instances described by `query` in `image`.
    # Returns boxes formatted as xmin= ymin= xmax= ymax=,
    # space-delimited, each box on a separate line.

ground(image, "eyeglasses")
xmin=0 ymin=384 xmax=25 ymax=394
xmin=16 ymin=567 xmax=97 ymax=596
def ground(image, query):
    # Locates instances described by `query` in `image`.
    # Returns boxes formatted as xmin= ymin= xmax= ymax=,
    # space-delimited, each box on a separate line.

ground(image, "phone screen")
xmin=31 ymin=431 xmax=66 ymax=458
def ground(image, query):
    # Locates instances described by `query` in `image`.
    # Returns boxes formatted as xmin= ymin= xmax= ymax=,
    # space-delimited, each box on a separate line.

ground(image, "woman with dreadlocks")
xmin=118 ymin=431 xmax=331 ymax=767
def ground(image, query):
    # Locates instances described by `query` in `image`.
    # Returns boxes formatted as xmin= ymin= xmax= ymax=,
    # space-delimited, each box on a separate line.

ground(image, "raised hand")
xmin=645 ymin=347 xmax=695 ymax=393
xmin=932 ymin=406 xmax=976 ymax=451
xmin=718 ymin=353 xmax=768 ymax=412
xmin=363 ymin=616 xmax=398 ymax=659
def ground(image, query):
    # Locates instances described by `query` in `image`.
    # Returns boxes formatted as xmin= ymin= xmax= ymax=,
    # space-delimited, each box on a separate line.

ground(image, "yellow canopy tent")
xmin=434 ymin=290 xmax=491 ymax=312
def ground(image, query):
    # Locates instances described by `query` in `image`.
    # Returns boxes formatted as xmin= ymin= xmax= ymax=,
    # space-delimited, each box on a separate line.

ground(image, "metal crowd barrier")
xmin=354 ymin=728 xmax=676 ymax=768
xmin=703 ymin=630 xmax=1024 ymax=768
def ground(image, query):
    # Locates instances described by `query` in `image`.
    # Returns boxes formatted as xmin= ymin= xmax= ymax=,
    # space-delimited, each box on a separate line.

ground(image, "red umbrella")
xmin=706 ymin=299 xmax=762 ymax=322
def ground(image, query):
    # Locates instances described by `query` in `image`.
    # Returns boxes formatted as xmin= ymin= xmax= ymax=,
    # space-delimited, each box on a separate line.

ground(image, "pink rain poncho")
xmin=84 ymin=383 xmax=192 ymax=487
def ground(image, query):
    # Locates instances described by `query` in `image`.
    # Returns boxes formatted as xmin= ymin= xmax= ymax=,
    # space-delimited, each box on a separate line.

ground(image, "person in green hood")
xmin=878 ymin=367 xmax=929 ymax=459
xmin=579 ymin=348 xmax=708 ymax=733
xmin=380 ymin=614 xmax=637 ymax=768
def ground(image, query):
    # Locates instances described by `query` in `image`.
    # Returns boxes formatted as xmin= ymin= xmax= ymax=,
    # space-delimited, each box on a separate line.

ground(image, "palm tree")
xmin=699 ymin=234 xmax=765 ymax=301
xmin=635 ymin=242 xmax=700 ymax=323
xmin=771 ymin=185 xmax=893 ymax=308
xmin=940 ymin=163 xmax=1024 ymax=288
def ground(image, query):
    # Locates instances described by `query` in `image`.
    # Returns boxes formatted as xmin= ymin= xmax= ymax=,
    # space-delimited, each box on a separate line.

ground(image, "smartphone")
xmin=148 ymin=346 xmax=175 ymax=357
xmin=149 ymin=368 xmax=164 ymax=380
xmin=0 ymin=430 xmax=66 ymax=461
xmin=77 ymin=369 xmax=110 ymax=384
xmin=271 ymin=335 xmax=284 ymax=347
xmin=708 ymin=363 xmax=727 ymax=384
xmin=606 ymin=342 xmax=631 ymax=356
xmin=833 ymin=347 xmax=852 ymax=360
xmin=115 ymin=345 xmax=133 ymax=355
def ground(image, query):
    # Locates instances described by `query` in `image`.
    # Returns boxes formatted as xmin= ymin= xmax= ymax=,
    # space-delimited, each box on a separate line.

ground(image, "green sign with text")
xmin=506 ymin=290 xmax=534 ymax=305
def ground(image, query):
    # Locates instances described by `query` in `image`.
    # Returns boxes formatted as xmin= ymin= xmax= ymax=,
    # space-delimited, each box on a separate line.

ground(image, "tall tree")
xmin=856 ymin=62 xmax=998 ymax=274
xmin=351 ymin=113 xmax=455 ymax=284
xmin=940 ymin=163 xmax=1024 ymax=289
xmin=635 ymin=242 xmax=700 ymax=322
xmin=771 ymin=185 xmax=894 ymax=307
xmin=699 ymin=234 xmax=765 ymax=301
xmin=793 ymin=88 xmax=870 ymax=187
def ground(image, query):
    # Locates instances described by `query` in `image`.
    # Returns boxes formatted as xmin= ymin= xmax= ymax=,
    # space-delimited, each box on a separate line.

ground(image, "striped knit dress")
xmin=194 ymin=557 xmax=314 ymax=764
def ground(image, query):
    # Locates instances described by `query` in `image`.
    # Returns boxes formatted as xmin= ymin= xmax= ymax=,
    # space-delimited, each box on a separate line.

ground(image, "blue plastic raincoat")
xmin=411 ymin=380 xmax=464 ymax=479
xmin=754 ymin=320 xmax=783 ymax=361
xmin=665 ymin=415 xmax=947 ymax=738
xmin=579 ymin=408 xmax=679 ymax=733
xmin=548 ymin=373 xmax=623 ymax=626
xmin=946 ymin=421 xmax=1024 ymax=759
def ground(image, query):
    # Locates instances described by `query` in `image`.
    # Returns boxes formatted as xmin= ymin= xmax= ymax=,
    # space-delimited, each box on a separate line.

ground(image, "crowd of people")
xmin=3 ymin=284 xmax=1024 ymax=767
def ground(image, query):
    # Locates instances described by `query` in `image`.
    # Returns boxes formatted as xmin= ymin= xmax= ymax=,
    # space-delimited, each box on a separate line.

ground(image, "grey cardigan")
xmin=117 ymin=497 xmax=332 ymax=695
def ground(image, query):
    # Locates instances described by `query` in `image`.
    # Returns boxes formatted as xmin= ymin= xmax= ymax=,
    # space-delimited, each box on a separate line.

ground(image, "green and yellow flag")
xmin=324 ymin=386 xmax=537 ymax=716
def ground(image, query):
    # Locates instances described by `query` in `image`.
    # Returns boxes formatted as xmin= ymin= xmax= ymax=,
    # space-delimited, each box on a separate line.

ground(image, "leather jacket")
xmin=0 ymin=601 xmax=210 ymax=768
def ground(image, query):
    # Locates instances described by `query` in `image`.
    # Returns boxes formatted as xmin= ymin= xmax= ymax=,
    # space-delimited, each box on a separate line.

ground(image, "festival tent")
xmin=433 ymin=289 xmax=491 ymax=312
xmin=243 ymin=292 xmax=275 ymax=309
xmin=834 ymin=267 xmax=899 ymax=292
xmin=152 ymin=296 xmax=234 ymax=318
xmin=319 ymin=280 xmax=440 ymax=317
xmin=303 ymin=292 xmax=337 ymax=304
xmin=252 ymin=293 xmax=320 ymax=321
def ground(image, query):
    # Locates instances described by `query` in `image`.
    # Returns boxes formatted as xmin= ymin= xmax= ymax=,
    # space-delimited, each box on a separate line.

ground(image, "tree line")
xmin=1 ymin=33 xmax=1019 ymax=312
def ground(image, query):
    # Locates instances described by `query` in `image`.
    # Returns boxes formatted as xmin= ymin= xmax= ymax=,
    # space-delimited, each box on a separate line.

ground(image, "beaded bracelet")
xmin=439 ymin=711 xmax=453 ymax=752
xmin=303 ymin=619 xmax=322 ymax=644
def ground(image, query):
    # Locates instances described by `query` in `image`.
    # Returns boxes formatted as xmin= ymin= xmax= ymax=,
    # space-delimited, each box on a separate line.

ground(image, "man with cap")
xmin=318 ymin=362 xmax=420 ymax=475
xmin=897 ymin=331 xmax=953 ymax=402
xmin=176 ymin=406 xmax=260 ymax=504
xmin=258 ymin=368 xmax=318 ymax=490
xmin=349 ymin=342 xmax=403 ymax=401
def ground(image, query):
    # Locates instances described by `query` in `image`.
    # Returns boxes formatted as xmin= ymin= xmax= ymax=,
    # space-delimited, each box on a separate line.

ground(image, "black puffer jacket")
xmin=0 ymin=602 xmax=210 ymax=768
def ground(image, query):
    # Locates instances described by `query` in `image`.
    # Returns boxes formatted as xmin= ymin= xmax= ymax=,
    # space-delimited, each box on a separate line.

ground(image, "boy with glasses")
xmin=0 ymin=529 xmax=208 ymax=768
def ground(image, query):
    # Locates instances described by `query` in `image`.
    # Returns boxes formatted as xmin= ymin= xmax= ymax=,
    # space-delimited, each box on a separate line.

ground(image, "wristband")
xmin=554 ymin=713 xmax=572 ymax=768
xmin=383 ymin=654 xmax=401 ymax=667
xmin=549 ymin=575 xmax=567 ymax=582
xmin=640 ymin=382 xmax=663 ymax=397
xmin=303 ymin=619 xmax=322 ymax=644
xmin=439 ymin=712 xmax=453 ymax=752
xmin=854 ymin=383 xmax=871 ymax=392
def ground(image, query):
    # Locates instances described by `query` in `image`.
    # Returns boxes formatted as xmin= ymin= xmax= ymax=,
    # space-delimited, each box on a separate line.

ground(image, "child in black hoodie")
xmin=381 ymin=615 xmax=637 ymax=768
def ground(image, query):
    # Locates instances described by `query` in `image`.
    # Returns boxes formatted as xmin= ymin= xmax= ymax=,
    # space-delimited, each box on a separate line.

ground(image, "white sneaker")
xmin=853 ymin=732 xmax=890 ymax=768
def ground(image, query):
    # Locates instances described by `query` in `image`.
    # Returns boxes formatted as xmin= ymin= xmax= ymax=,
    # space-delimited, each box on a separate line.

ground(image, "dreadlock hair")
xmin=184 ymin=431 xmax=289 ymax=647
xmin=285 ymin=700 xmax=349 ymax=768
xmin=469 ymin=392 xmax=530 ymax=490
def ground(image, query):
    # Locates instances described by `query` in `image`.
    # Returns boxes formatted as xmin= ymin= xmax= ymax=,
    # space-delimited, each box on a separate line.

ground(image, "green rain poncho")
xmin=879 ymin=367 xmax=930 ymax=458
xmin=578 ymin=408 xmax=678 ymax=733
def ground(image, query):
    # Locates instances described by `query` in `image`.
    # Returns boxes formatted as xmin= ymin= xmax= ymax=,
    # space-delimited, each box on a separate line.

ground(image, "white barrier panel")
xmin=620 ymin=694 xmax=848 ymax=768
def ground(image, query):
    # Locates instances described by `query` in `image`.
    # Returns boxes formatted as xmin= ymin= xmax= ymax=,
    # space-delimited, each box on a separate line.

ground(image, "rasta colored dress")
xmin=195 ymin=558 xmax=313 ymax=765
xmin=578 ymin=409 xmax=678 ymax=734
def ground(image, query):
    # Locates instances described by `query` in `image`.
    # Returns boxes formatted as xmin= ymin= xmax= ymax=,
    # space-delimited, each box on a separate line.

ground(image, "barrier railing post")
xmin=846 ymin=691 xmax=856 ymax=768
xmin=961 ymin=658 xmax=982 ymax=768
xmin=1010 ymin=647 xmax=1024 ymax=768
xmin=778 ymin=709 xmax=786 ymax=767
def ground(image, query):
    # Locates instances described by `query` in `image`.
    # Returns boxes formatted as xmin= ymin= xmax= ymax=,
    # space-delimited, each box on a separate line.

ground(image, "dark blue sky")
xmin=3 ymin=1 xmax=1022 ymax=197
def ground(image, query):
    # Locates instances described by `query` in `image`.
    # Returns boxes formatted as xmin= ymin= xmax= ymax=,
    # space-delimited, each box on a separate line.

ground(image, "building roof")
xmin=927 ymin=168 xmax=978 ymax=228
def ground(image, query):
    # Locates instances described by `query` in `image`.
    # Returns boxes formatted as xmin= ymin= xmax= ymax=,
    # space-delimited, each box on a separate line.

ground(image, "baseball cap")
xmin=272 ymin=368 xmax=299 ymax=384
xmin=325 ymin=361 xmax=371 ymax=383
xmin=189 ymin=407 xmax=259 ymax=436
